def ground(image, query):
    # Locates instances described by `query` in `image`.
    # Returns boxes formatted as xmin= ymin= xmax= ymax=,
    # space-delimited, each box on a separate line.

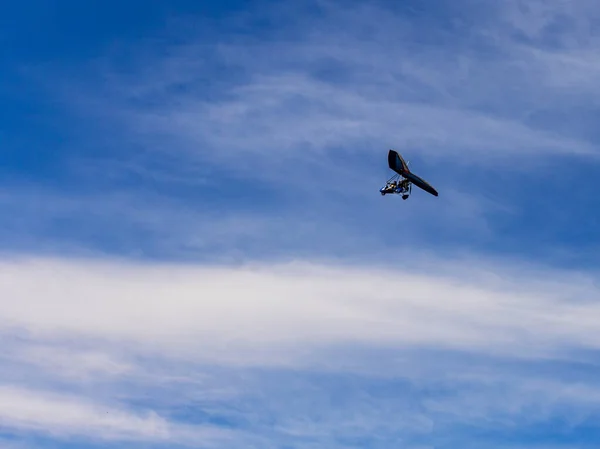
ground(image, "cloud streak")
xmin=60 ymin=0 xmax=600 ymax=179
xmin=0 ymin=255 xmax=599 ymax=447
xmin=0 ymin=385 xmax=230 ymax=446
xmin=1 ymin=255 xmax=599 ymax=363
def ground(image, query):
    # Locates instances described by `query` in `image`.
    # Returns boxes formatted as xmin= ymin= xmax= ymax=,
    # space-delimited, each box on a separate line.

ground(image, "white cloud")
xmin=129 ymin=73 xmax=596 ymax=170
xmin=13 ymin=345 xmax=133 ymax=380
xmin=0 ymin=384 xmax=230 ymax=445
xmin=0 ymin=256 xmax=598 ymax=365
xmin=0 ymin=256 xmax=599 ymax=446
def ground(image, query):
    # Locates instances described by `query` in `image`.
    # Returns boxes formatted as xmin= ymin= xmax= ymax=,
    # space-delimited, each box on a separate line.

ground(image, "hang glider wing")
xmin=387 ymin=149 xmax=438 ymax=197
xmin=405 ymin=172 xmax=438 ymax=197
xmin=387 ymin=149 xmax=410 ymax=175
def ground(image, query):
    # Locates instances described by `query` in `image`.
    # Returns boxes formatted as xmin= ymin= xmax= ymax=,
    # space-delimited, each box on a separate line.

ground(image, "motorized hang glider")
xmin=380 ymin=149 xmax=438 ymax=200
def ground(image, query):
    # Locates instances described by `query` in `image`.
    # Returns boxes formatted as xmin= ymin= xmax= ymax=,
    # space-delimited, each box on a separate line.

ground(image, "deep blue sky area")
xmin=2 ymin=1 xmax=600 ymax=448
xmin=1 ymin=0 xmax=598 ymax=269
xmin=1 ymin=0 xmax=246 ymax=181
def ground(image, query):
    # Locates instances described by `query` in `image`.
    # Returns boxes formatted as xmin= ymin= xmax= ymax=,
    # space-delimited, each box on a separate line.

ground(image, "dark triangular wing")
xmin=387 ymin=149 xmax=438 ymax=197
xmin=405 ymin=172 xmax=438 ymax=197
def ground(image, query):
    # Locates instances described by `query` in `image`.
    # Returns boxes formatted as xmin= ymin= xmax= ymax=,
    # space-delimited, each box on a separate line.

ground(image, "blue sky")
xmin=2 ymin=0 xmax=600 ymax=448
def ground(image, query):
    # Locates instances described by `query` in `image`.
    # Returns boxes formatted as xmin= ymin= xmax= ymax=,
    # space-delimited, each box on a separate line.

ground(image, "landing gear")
xmin=379 ymin=175 xmax=411 ymax=199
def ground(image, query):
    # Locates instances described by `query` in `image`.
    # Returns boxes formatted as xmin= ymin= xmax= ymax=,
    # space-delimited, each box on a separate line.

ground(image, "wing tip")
xmin=388 ymin=149 xmax=409 ymax=173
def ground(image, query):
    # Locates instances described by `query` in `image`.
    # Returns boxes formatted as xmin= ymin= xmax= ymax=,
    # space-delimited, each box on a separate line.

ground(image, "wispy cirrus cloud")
xmin=0 ymin=384 xmax=231 ymax=446
xmin=60 ymin=0 xmax=600 ymax=175
xmin=1 ymin=256 xmax=600 ymax=447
